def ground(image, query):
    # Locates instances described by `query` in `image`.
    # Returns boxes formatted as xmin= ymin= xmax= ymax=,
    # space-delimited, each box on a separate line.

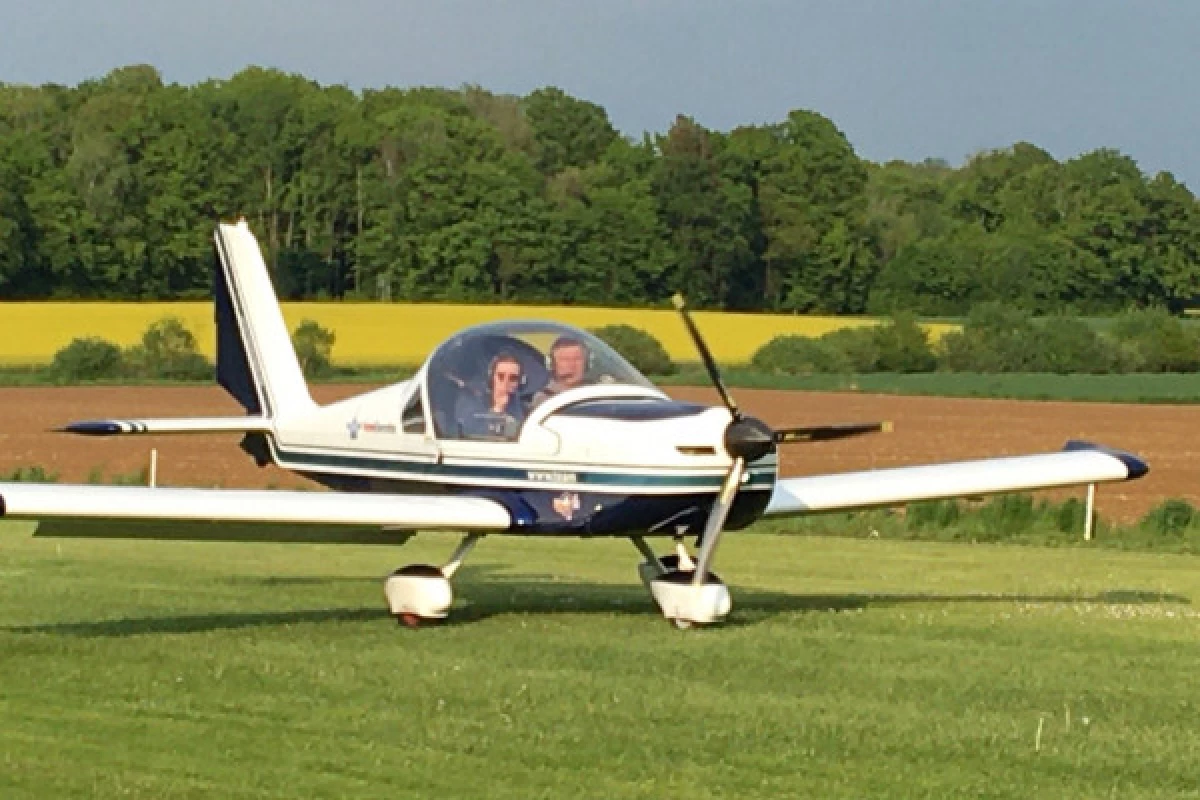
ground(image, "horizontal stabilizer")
xmin=60 ymin=417 xmax=273 ymax=436
xmin=764 ymin=441 xmax=1148 ymax=518
xmin=0 ymin=483 xmax=511 ymax=543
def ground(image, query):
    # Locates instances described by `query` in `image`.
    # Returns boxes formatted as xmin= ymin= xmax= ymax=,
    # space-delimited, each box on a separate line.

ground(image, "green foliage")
xmin=1110 ymin=308 xmax=1200 ymax=372
xmin=973 ymin=494 xmax=1038 ymax=539
xmin=588 ymin=324 xmax=675 ymax=376
xmin=905 ymin=498 xmax=961 ymax=529
xmin=817 ymin=327 xmax=880 ymax=372
xmin=523 ymin=87 xmax=618 ymax=175
xmin=49 ymin=337 xmax=125 ymax=382
xmin=1140 ymin=498 xmax=1197 ymax=537
xmin=938 ymin=304 xmax=1041 ymax=372
xmin=109 ymin=465 xmax=151 ymax=486
xmin=124 ymin=317 xmax=211 ymax=380
xmin=751 ymin=334 xmax=850 ymax=375
xmin=292 ymin=319 xmax=336 ymax=378
xmin=3 ymin=465 xmax=58 ymax=482
xmin=1033 ymin=316 xmax=1121 ymax=374
xmin=1053 ymin=497 xmax=1089 ymax=533
xmin=810 ymin=316 xmax=936 ymax=374
xmin=2 ymin=68 xmax=1200 ymax=318
xmin=872 ymin=313 xmax=937 ymax=372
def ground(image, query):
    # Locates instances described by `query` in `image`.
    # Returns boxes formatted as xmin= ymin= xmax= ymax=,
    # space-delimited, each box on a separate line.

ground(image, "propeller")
xmin=672 ymin=293 xmax=891 ymax=459
xmin=671 ymin=293 xmax=892 ymax=588
xmin=773 ymin=420 xmax=893 ymax=444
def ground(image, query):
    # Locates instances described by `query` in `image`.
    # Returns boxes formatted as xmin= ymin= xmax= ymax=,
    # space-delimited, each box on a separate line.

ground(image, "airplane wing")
xmin=0 ymin=483 xmax=512 ymax=544
xmin=763 ymin=440 xmax=1148 ymax=517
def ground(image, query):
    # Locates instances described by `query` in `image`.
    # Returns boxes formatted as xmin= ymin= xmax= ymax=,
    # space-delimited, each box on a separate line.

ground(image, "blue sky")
xmin=2 ymin=0 xmax=1197 ymax=188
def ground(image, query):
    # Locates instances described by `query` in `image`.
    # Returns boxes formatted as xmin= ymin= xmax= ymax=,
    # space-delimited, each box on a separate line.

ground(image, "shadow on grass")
xmin=5 ymin=607 xmax=386 ymax=637
xmin=4 ymin=564 xmax=1189 ymax=637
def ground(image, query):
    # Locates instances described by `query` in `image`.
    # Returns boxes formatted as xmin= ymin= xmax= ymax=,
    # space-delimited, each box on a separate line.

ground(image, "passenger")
xmin=455 ymin=352 xmax=526 ymax=440
xmin=532 ymin=335 xmax=589 ymax=407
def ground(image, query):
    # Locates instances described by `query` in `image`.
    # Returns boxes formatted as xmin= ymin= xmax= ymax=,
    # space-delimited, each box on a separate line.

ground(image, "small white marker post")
xmin=149 ymin=448 xmax=158 ymax=488
xmin=1083 ymin=483 xmax=1096 ymax=541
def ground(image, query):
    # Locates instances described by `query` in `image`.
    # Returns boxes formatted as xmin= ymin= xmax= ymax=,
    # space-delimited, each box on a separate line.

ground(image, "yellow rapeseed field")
xmin=0 ymin=302 xmax=957 ymax=366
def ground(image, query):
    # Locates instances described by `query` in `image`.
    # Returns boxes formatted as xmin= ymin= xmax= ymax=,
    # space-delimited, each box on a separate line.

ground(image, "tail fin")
xmin=213 ymin=221 xmax=316 ymax=419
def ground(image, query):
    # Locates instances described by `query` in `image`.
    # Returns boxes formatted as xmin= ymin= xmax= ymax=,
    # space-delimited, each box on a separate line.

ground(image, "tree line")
xmin=1 ymin=65 xmax=1198 ymax=313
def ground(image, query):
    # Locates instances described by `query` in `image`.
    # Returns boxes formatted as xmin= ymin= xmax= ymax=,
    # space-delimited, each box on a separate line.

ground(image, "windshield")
xmin=424 ymin=321 xmax=656 ymax=440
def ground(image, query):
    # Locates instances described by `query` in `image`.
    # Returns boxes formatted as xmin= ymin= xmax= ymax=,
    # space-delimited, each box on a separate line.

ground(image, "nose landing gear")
xmin=633 ymin=535 xmax=732 ymax=628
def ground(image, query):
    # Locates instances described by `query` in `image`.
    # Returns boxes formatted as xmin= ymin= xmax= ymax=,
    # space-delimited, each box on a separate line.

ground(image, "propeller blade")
xmin=672 ymin=293 xmax=740 ymax=420
xmin=773 ymin=421 xmax=893 ymax=444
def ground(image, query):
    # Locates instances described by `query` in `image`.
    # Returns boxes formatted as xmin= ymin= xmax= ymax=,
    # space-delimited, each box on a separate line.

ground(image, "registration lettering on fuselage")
xmin=527 ymin=470 xmax=579 ymax=484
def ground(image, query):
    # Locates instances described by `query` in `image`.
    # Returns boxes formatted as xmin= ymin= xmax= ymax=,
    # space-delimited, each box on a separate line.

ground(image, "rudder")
xmin=213 ymin=220 xmax=316 ymax=419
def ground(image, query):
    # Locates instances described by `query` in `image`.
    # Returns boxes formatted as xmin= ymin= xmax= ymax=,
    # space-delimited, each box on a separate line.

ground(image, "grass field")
xmin=2 ymin=526 xmax=1199 ymax=798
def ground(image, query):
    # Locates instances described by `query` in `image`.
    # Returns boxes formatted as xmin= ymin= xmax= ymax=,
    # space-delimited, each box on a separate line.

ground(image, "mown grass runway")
xmin=2 ymin=527 xmax=1200 ymax=798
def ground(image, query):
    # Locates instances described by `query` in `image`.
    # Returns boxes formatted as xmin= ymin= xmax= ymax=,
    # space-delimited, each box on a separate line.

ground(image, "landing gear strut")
xmin=384 ymin=533 xmax=482 ymax=626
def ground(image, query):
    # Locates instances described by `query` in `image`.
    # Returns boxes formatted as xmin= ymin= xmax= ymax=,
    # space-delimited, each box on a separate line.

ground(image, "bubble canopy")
xmin=423 ymin=321 xmax=657 ymax=440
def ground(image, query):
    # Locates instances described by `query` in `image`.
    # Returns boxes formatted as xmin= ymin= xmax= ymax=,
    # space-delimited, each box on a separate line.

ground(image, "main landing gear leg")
xmin=384 ymin=533 xmax=482 ymax=627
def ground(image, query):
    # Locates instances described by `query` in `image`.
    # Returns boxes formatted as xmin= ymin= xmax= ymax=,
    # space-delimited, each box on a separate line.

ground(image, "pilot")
xmin=455 ymin=352 xmax=526 ymax=440
xmin=532 ymin=335 xmax=589 ymax=407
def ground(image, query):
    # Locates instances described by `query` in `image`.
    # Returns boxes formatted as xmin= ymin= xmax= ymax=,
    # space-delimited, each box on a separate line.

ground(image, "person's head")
xmin=549 ymin=336 xmax=588 ymax=388
xmin=488 ymin=352 xmax=522 ymax=409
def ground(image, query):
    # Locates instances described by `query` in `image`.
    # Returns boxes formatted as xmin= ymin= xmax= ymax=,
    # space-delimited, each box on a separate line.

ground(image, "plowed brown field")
xmin=0 ymin=385 xmax=1193 ymax=523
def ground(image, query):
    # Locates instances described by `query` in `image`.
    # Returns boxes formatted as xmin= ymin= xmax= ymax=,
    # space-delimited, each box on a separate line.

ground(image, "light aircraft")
xmin=0 ymin=221 xmax=1149 ymax=628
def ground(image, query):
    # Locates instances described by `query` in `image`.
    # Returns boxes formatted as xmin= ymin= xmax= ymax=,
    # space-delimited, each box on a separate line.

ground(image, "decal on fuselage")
xmin=552 ymin=491 xmax=580 ymax=521
xmin=347 ymin=417 xmax=396 ymax=439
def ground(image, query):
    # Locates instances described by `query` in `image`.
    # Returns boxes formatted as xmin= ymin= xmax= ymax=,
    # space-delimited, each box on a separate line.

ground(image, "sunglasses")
xmin=494 ymin=371 xmax=521 ymax=383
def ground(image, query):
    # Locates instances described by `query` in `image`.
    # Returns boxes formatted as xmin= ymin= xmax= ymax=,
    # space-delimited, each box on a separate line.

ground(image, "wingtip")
xmin=1063 ymin=439 xmax=1149 ymax=480
xmin=59 ymin=420 xmax=125 ymax=436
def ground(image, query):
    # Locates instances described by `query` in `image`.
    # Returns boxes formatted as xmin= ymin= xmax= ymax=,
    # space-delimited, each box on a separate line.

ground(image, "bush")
xmin=818 ymin=327 xmax=880 ymax=372
xmin=1035 ymin=316 xmax=1121 ymax=374
xmin=3 ymin=465 xmax=58 ymax=482
xmin=751 ymin=334 xmax=851 ymax=375
xmin=49 ymin=337 xmax=125 ymax=383
xmin=1110 ymin=308 xmax=1200 ymax=372
xmin=805 ymin=316 xmax=936 ymax=374
xmin=589 ymin=324 xmax=675 ymax=375
xmin=973 ymin=493 xmax=1038 ymax=539
xmin=872 ymin=313 xmax=937 ymax=372
xmin=125 ymin=317 xmax=211 ymax=380
xmin=1141 ymin=498 xmax=1197 ymax=537
xmin=937 ymin=304 xmax=1041 ymax=372
xmin=293 ymin=319 xmax=336 ymax=379
xmin=906 ymin=498 xmax=961 ymax=530
xmin=1053 ymin=497 xmax=1089 ymax=533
